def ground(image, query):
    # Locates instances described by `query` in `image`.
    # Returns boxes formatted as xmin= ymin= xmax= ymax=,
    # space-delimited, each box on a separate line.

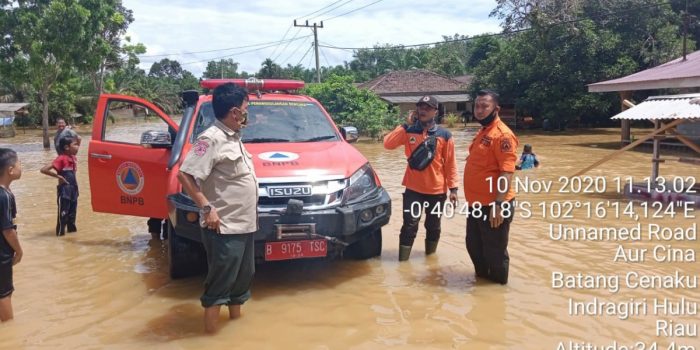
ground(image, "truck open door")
xmin=88 ymin=94 xmax=180 ymax=219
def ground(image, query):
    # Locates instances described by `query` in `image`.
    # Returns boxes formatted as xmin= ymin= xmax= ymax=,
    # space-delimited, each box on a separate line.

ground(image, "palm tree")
xmin=259 ymin=58 xmax=282 ymax=78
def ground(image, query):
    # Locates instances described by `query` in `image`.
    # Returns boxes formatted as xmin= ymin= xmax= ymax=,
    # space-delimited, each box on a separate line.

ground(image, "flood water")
xmin=0 ymin=124 xmax=698 ymax=349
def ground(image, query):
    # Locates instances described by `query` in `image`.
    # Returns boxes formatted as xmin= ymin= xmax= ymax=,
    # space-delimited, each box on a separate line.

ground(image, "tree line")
xmin=1 ymin=0 xmax=697 ymax=146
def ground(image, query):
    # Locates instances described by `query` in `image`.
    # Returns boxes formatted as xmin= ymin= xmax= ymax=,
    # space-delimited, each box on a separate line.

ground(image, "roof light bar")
xmin=200 ymin=77 xmax=305 ymax=91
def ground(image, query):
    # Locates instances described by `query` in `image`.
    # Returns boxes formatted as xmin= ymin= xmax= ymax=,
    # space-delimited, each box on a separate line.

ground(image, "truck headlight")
xmin=343 ymin=164 xmax=378 ymax=204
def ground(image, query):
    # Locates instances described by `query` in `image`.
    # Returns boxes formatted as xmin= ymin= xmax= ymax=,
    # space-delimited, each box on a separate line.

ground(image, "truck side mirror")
xmin=340 ymin=126 xmax=359 ymax=143
xmin=140 ymin=130 xmax=172 ymax=148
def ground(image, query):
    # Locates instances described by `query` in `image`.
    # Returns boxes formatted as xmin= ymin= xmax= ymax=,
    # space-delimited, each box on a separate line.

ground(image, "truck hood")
xmin=244 ymin=141 xmax=367 ymax=180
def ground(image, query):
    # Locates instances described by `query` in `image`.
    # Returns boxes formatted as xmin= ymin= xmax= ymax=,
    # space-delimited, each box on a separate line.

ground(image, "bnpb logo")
xmin=116 ymin=162 xmax=144 ymax=195
xmin=258 ymin=151 xmax=300 ymax=162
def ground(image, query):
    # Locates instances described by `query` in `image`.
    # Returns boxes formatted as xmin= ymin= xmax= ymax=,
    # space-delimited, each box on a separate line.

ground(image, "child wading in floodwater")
xmin=516 ymin=144 xmax=540 ymax=170
xmin=41 ymin=136 xmax=80 ymax=236
xmin=0 ymin=148 xmax=23 ymax=322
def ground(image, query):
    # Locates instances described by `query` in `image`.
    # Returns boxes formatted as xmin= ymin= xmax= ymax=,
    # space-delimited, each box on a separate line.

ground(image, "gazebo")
xmin=588 ymin=49 xmax=700 ymax=144
xmin=576 ymin=51 xmax=700 ymax=203
xmin=572 ymin=94 xmax=699 ymax=205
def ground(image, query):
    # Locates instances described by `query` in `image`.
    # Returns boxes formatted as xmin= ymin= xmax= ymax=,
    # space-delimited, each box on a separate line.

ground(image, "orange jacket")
xmin=384 ymin=123 xmax=458 ymax=195
xmin=463 ymin=117 xmax=518 ymax=204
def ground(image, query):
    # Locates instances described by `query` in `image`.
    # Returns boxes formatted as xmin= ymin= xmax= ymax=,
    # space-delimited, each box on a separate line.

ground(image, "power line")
xmin=320 ymin=46 xmax=332 ymax=67
xmin=319 ymin=1 xmax=671 ymax=50
xmin=138 ymin=35 xmax=312 ymax=58
xmin=306 ymin=45 xmax=316 ymax=70
xmin=307 ymin=0 xmax=356 ymax=21
xmin=271 ymin=0 xmax=348 ymax=65
xmin=294 ymin=20 xmax=324 ymax=82
xmin=321 ymin=0 xmax=386 ymax=22
xmin=320 ymin=41 xmax=354 ymax=52
xmin=269 ymin=25 xmax=293 ymax=59
xmin=297 ymin=43 xmax=314 ymax=66
xmin=282 ymin=33 xmax=313 ymax=65
xmin=294 ymin=0 xmax=348 ymax=20
xmin=176 ymin=41 xmax=292 ymax=66
xmin=272 ymin=27 xmax=304 ymax=62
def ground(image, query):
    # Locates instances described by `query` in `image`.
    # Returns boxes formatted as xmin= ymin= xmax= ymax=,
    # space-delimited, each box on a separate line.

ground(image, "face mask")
xmin=478 ymin=108 xmax=497 ymax=126
xmin=420 ymin=118 xmax=435 ymax=128
xmin=231 ymin=108 xmax=248 ymax=126
xmin=239 ymin=110 xmax=248 ymax=125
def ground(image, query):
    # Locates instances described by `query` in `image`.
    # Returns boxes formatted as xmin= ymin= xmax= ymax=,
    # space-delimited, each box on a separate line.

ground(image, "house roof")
xmin=589 ymin=50 xmax=700 ymax=92
xmin=611 ymin=93 xmax=700 ymax=120
xmin=358 ymin=69 xmax=466 ymax=95
xmin=452 ymin=74 xmax=474 ymax=87
xmin=0 ymin=103 xmax=29 ymax=113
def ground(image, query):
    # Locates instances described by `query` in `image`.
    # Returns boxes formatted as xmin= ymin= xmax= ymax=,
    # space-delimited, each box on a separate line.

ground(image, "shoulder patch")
xmin=500 ymin=138 xmax=513 ymax=153
xmin=194 ymin=139 xmax=210 ymax=156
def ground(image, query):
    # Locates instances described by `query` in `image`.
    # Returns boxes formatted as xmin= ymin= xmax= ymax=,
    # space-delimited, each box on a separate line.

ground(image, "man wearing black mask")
xmin=463 ymin=90 xmax=518 ymax=284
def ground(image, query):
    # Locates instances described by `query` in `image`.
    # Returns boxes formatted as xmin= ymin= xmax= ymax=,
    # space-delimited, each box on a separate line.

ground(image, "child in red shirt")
xmin=41 ymin=136 xmax=80 ymax=236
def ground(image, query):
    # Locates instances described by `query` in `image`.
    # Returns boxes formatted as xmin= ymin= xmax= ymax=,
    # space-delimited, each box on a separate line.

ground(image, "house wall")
xmin=440 ymin=102 xmax=473 ymax=116
xmin=394 ymin=102 xmax=472 ymax=116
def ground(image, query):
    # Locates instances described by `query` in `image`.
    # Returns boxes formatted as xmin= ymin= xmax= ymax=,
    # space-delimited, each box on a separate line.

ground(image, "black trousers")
xmin=466 ymin=205 xmax=513 ymax=284
xmin=400 ymin=189 xmax=447 ymax=246
xmin=56 ymin=191 xmax=77 ymax=236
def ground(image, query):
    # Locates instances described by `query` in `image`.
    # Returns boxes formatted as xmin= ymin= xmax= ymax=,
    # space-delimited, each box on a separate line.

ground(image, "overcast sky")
xmin=122 ymin=0 xmax=502 ymax=78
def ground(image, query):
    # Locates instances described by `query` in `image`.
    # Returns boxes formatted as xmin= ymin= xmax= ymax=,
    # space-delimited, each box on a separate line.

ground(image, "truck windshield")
xmin=193 ymin=100 xmax=339 ymax=143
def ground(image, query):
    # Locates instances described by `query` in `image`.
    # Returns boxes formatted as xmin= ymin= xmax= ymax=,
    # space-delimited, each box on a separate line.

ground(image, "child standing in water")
xmin=0 ymin=148 xmax=23 ymax=322
xmin=41 ymin=136 xmax=80 ymax=236
xmin=516 ymin=144 xmax=540 ymax=170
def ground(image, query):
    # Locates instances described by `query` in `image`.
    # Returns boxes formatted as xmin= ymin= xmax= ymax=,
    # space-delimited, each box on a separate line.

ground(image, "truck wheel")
xmin=167 ymin=222 xmax=207 ymax=279
xmin=345 ymin=228 xmax=382 ymax=260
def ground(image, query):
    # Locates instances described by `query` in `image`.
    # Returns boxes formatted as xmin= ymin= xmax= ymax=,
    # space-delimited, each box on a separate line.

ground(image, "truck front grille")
xmin=258 ymin=194 xmax=327 ymax=206
xmin=257 ymin=178 xmax=347 ymax=212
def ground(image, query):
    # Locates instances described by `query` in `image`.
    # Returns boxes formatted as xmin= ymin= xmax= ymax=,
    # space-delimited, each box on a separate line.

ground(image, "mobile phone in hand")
xmin=408 ymin=110 xmax=417 ymax=124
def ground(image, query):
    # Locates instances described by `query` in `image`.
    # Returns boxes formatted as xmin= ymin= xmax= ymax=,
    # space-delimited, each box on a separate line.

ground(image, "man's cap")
xmin=416 ymin=95 xmax=438 ymax=109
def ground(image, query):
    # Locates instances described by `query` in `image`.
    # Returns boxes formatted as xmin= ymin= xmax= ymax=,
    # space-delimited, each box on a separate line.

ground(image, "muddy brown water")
xmin=0 ymin=125 xmax=697 ymax=349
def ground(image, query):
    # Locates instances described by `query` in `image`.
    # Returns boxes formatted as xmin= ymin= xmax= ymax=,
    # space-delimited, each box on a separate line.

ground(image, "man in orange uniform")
xmin=463 ymin=90 xmax=518 ymax=284
xmin=384 ymin=95 xmax=458 ymax=261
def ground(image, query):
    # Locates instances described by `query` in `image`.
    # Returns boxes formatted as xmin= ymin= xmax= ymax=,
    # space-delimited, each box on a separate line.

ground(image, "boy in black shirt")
xmin=0 ymin=148 xmax=22 ymax=322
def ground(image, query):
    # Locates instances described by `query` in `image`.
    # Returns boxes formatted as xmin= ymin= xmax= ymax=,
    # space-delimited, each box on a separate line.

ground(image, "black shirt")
xmin=0 ymin=187 xmax=17 ymax=262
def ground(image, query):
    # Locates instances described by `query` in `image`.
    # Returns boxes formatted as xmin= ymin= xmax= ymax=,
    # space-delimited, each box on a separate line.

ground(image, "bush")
xmin=302 ymin=74 xmax=400 ymax=138
xmin=443 ymin=113 xmax=459 ymax=128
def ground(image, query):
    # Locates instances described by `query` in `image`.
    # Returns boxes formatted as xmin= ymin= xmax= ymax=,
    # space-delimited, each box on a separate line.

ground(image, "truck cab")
xmin=88 ymin=78 xmax=391 ymax=278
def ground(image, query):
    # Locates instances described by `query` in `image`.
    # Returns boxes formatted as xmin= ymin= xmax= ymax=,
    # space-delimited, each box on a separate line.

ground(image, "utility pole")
xmin=294 ymin=20 xmax=324 ymax=83
xmin=682 ymin=0 xmax=688 ymax=61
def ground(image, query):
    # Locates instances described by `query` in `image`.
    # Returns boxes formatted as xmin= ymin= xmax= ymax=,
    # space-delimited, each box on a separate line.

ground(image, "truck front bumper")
xmin=167 ymin=188 xmax=391 ymax=258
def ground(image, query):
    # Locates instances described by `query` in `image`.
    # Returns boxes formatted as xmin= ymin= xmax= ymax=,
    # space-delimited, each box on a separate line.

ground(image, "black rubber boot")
xmin=399 ymin=245 xmax=412 ymax=261
xmin=425 ymin=240 xmax=438 ymax=255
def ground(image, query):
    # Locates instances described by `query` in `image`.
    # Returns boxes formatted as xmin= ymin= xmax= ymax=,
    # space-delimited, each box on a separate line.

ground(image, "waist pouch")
xmin=408 ymin=135 xmax=437 ymax=170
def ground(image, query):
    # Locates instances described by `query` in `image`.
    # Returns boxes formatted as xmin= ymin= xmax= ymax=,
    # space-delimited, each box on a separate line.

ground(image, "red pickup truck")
xmin=88 ymin=78 xmax=391 ymax=278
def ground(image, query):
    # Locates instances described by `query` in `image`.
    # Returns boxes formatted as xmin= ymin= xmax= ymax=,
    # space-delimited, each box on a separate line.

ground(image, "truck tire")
xmin=167 ymin=222 xmax=207 ymax=279
xmin=345 ymin=228 xmax=382 ymax=260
